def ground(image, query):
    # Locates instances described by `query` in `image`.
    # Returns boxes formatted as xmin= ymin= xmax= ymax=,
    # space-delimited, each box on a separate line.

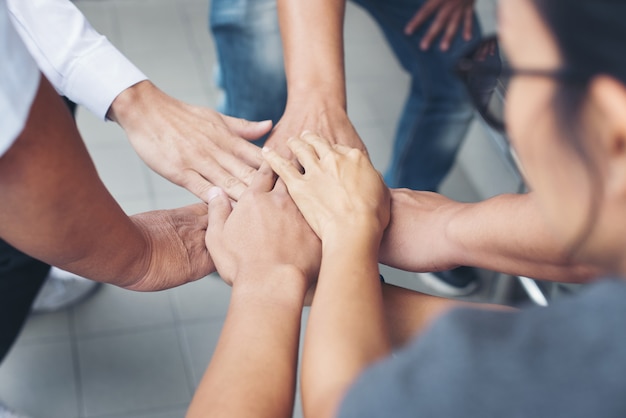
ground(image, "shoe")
xmin=0 ymin=401 xmax=30 ymax=418
xmin=419 ymin=266 xmax=480 ymax=297
xmin=31 ymin=267 xmax=101 ymax=314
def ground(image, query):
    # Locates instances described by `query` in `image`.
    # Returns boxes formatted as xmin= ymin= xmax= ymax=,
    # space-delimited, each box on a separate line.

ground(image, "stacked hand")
xmin=125 ymin=203 xmax=214 ymax=291
xmin=262 ymin=132 xmax=390 ymax=241
xmin=108 ymin=80 xmax=272 ymax=201
xmin=205 ymin=164 xmax=321 ymax=289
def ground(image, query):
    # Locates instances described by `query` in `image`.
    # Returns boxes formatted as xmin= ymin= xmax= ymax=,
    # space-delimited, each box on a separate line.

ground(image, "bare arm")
xmin=0 ymin=76 xmax=213 ymax=290
xmin=264 ymin=133 xmax=391 ymax=418
xmin=187 ymin=166 xmax=321 ymax=417
xmin=187 ymin=268 xmax=307 ymax=418
xmin=380 ymin=189 xmax=599 ymax=283
xmin=381 ymin=283 xmax=513 ymax=347
xmin=270 ymin=0 xmax=364 ymax=153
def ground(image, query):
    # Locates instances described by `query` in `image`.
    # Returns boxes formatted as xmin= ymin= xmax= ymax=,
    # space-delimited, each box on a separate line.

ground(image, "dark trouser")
xmin=0 ymin=240 xmax=50 ymax=363
xmin=0 ymin=97 xmax=77 ymax=363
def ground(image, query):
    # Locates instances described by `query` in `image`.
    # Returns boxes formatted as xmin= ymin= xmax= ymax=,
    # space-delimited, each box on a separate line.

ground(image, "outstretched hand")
xmin=405 ymin=0 xmax=476 ymax=51
xmin=205 ymin=164 xmax=321 ymax=288
xmin=262 ymin=132 xmax=390 ymax=241
xmin=108 ymin=81 xmax=272 ymax=202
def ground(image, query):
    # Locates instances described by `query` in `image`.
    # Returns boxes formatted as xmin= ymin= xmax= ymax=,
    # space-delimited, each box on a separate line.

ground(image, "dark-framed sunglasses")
xmin=454 ymin=35 xmax=587 ymax=134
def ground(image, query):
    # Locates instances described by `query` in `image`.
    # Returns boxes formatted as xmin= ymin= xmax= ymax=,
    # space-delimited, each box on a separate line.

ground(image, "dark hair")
xmin=530 ymin=0 xmax=626 ymax=257
xmin=530 ymin=0 xmax=626 ymax=140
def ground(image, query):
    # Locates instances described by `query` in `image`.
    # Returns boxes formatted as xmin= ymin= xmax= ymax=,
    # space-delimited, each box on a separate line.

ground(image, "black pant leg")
xmin=0 ymin=240 xmax=50 ymax=363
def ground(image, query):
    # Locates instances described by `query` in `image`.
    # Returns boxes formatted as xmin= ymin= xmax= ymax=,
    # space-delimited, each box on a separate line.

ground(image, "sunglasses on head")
xmin=454 ymin=35 xmax=587 ymax=134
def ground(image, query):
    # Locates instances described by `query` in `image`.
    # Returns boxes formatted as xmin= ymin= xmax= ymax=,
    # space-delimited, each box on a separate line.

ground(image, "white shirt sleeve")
xmin=0 ymin=0 xmax=40 ymax=157
xmin=6 ymin=0 xmax=147 ymax=120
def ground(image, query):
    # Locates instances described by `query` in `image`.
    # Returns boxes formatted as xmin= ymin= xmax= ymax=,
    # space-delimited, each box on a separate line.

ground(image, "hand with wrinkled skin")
xmin=108 ymin=80 xmax=272 ymax=202
xmin=125 ymin=203 xmax=215 ymax=292
xmin=405 ymin=0 xmax=476 ymax=51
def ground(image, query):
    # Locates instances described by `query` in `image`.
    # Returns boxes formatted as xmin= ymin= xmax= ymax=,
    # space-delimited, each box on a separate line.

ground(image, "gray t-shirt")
xmin=339 ymin=279 xmax=626 ymax=418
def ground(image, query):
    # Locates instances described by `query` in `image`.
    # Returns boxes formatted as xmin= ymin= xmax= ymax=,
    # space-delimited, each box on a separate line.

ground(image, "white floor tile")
xmin=78 ymin=328 xmax=191 ymax=417
xmin=106 ymin=406 xmax=188 ymax=418
xmin=179 ymin=320 xmax=224 ymax=388
xmin=72 ymin=284 xmax=176 ymax=337
xmin=171 ymin=274 xmax=231 ymax=322
xmin=87 ymin=142 xmax=152 ymax=201
xmin=0 ymin=341 xmax=79 ymax=418
xmin=17 ymin=310 xmax=71 ymax=344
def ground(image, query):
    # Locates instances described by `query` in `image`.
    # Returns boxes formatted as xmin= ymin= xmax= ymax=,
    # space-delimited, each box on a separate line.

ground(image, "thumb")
xmin=206 ymin=187 xmax=231 ymax=244
xmin=222 ymin=115 xmax=273 ymax=141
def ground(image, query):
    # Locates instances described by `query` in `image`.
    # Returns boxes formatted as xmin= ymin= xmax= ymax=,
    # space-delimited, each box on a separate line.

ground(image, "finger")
xmin=221 ymin=115 xmax=273 ymax=141
xmin=332 ymin=143 xmax=354 ymax=155
xmin=421 ymin=7 xmax=452 ymax=51
xmin=250 ymin=162 xmax=277 ymax=193
xmin=463 ymin=7 xmax=474 ymax=41
xmin=229 ymin=139 xmax=264 ymax=172
xmin=262 ymin=146 xmax=302 ymax=183
xmin=299 ymin=131 xmax=334 ymax=159
xmin=206 ymin=187 xmax=231 ymax=242
xmin=440 ymin=10 xmax=462 ymax=51
xmin=404 ymin=0 xmax=440 ymax=35
xmin=184 ymin=162 xmax=250 ymax=202
xmin=273 ymin=177 xmax=289 ymax=195
xmin=286 ymin=136 xmax=320 ymax=171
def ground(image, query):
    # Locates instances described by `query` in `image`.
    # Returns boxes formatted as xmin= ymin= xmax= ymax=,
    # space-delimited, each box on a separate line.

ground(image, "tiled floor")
xmin=0 ymin=0 xmax=504 ymax=417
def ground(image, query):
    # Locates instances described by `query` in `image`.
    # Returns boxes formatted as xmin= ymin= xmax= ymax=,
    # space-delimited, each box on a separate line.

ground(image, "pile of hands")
xmin=205 ymin=132 xmax=391 ymax=295
xmin=117 ymin=81 xmax=392 ymax=292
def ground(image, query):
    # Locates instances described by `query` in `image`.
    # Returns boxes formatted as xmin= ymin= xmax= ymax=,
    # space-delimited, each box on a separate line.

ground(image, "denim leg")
xmin=353 ymin=0 xmax=480 ymax=191
xmin=210 ymin=0 xmax=287 ymax=145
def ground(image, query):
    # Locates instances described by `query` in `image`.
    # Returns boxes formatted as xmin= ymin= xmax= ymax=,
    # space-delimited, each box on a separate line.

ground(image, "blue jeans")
xmin=210 ymin=0 xmax=479 ymax=191
xmin=210 ymin=0 xmax=286 ymax=145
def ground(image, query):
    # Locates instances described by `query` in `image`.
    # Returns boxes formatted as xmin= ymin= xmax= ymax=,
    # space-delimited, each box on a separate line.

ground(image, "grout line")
xmin=169 ymin=290 xmax=203 ymax=395
xmin=71 ymin=315 xmax=226 ymax=342
xmin=86 ymin=402 xmax=189 ymax=418
xmin=68 ymin=306 xmax=87 ymax=418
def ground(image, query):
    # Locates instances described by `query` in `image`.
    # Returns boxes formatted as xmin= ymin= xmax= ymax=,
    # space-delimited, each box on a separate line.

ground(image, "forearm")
xmin=269 ymin=0 xmax=364 ymax=152
xmin=382 ymin=283 xmax=517 ymax=348
xmin=380 ymin=189 xmax=599 ymax=283
xmin=187 ymin=267 xmax=307 ymax=418
xmin=303 ymin=229 xmax=390 ymax=418
xmin=0 ymin=77 xmax=149 ymax=287
xmin=277 ymin=0 xmax=346 ymax=104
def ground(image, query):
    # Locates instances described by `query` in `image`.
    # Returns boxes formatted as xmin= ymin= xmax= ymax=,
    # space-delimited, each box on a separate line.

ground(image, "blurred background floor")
xmin=0 ymin=0 xmax=507 ymax=417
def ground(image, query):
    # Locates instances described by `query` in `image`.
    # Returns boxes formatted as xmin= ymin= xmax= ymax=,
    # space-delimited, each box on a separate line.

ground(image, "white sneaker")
xmin=0 ymin=401 xmax=30 ymax=418
xmin=31 ymin=267 xmax=100 ymax=314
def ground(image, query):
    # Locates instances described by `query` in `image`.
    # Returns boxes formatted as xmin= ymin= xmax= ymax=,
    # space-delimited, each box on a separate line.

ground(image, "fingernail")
xmin=301 ymin=130 xmax=312 ymax=136
xmin=262 ymin=146 xmax=271 ymax=153
xmin=207 ymin=187 xmax=222 ymax=202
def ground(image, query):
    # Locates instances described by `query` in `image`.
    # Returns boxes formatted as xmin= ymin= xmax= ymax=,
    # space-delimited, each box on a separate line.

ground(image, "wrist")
xmin=232 ymin=264 xmax=309 ymax=307
xmin=286 ymin=85 xmax=346 ymax=110
xmin=322 ymin=222 xmax=384 ymax=258
xmin=444 ymin=201 xmax=479 ymax=268
xmin=106 ymin=80 xmax=154 ymax=126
